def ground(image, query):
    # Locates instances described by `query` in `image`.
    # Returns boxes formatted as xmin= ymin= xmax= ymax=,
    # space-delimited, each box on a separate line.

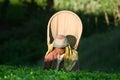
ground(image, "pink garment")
xmin=44 ymin=49 xmax=57 ymax=62
xmin=44 ymin=49 xmax=58 ymax=70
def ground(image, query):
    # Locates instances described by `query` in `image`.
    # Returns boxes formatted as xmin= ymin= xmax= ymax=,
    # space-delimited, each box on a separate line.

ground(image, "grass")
xmin=0 ymin=65 xmax=120 ymax=80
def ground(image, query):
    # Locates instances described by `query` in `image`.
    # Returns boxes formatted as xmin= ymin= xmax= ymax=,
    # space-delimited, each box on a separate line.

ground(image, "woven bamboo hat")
xmin=47 ymin=10 xmax=83 ymax=50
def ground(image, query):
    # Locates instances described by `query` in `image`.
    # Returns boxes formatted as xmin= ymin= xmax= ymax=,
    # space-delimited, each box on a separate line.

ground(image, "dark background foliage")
xmin=0 ymin=0 xmax=120 ymax=72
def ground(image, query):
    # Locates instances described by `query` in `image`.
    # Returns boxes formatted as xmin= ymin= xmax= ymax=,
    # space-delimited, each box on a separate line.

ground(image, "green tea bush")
xmin=0 ymin=65 xmax=120 ymax=80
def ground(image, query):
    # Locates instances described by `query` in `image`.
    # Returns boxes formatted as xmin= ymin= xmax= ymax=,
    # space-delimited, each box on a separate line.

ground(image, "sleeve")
xmin=43 ymin=53 xmax=53 ymax=69
xmin=43 ymin=59 xmax=52 ymax=69
xmin=71 ymin=60 xmax=79 ymax=71
xmin=43 ymin=51 xmax=57 ymax=70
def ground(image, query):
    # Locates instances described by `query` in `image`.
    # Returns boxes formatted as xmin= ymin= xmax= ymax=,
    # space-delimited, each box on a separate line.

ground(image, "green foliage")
xmin=0 ymin=65 xmax=120 ymax=80
xmin=1 ymin=0 xmax=119 ymax=15
xmin=0 ymin=0 xmax=120 ymax=73
xmin=10 ymin=0 xmax=20 ymax=5
xmin=35 ymin=0 xmax=47 ymax=8
xmin=54 ymin=0 xmax=120 ymax=15
xmin=78 ymin=29 xmax=120 ymax=72
xmin=0 ymin=19 xmax=47 ymax=65
xmin=6 ymin=5 xmax=25 ymax=20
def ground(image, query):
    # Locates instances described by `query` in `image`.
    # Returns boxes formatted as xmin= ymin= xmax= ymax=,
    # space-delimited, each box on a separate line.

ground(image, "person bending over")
xmin=43 ymin=35 xmax=79 ymax=71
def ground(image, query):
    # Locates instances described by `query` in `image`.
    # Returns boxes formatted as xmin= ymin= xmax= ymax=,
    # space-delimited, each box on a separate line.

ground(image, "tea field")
xmin=0 ymin=65 xmax=120 ymax=80
xmin=0 ymin=0 xmax=120 ymax=80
